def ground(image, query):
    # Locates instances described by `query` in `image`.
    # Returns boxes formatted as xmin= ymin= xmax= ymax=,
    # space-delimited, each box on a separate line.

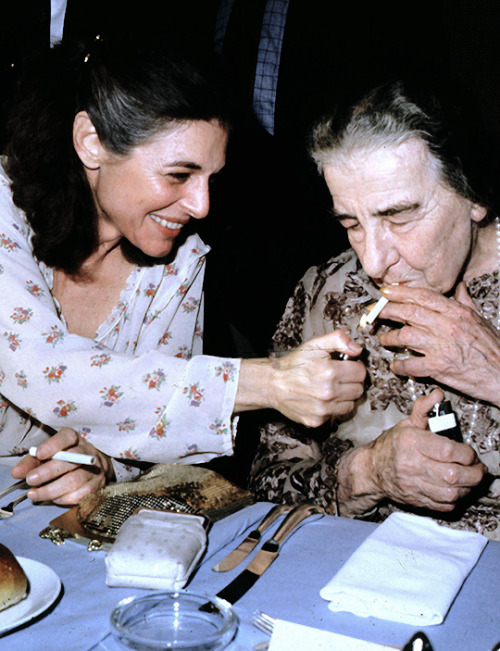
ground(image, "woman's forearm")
xmin=235 ymin=332 xmax=366 ymax=427
xmin=234 ymin=357 xmax=276 ymax=412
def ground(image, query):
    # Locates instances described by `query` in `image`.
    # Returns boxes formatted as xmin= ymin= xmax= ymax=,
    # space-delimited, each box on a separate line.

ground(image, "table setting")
xmin=0 ymin=461 xmax=499 ymax=651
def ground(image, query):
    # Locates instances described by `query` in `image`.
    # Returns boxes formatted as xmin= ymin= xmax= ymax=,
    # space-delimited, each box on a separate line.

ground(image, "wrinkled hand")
xmin=269 ymin=330 xmax=366 ymax=427
xmin=342 ymin=389 xmax=487 ymax=515
xmin=11 ymin=428 xmax=114 ymax=505
xmin=378 ymin=283 xmax=500 ymax=406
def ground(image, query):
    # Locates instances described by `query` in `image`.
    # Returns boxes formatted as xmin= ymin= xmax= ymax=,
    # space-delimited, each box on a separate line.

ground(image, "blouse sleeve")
xmin=248 ymin=420 xmax=352 ymax=515
xmin=0 ymin=173 xmax=239 ymax=465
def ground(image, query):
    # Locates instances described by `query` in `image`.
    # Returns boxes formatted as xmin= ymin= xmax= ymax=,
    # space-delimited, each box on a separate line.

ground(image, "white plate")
xmin=0 ymin=557 xmax=61 ymax=634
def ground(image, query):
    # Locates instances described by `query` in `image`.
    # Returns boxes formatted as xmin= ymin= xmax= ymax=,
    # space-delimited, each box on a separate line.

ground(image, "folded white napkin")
xmin=320 ymin=512 xmax=487 ymax=626
xmin=267 ymin=619 xmax=394 ymax=651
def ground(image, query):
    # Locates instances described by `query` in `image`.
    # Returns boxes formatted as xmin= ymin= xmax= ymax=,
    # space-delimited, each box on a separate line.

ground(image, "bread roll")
xmin=0 ymin=544 xmax=28 ymax=611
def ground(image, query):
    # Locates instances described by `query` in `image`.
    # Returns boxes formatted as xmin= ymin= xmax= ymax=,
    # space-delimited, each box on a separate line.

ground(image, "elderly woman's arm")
xmin=250 ymin=390 xmax=488 ymax=518
xmin=248 ymin=420 xmax=353 ymax=513
xmin=335 ymin=389 xmax=488 ymax=516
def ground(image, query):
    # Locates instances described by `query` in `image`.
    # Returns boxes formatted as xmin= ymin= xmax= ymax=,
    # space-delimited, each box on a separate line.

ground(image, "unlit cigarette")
xmin=29 ymin=446 xmax=97 ymax=466
xmin=359 ymin=296 xmax=389 ymax=329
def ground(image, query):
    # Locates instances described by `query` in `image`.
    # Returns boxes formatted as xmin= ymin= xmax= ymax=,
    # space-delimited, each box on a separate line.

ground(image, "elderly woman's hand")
xmin=11 ymin=428 xmax=114 ymax=505
xmin=236 ymin=329 xmax=366 ymax=427
xmin=336 ymin=389 xmax=487 ymax=517
xmin=377 ymin=283 xmax=500 ymax=407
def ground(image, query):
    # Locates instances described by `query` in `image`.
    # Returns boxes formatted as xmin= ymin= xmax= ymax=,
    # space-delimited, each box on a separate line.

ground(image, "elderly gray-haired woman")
xmin=249 ymin=79 xmax=500 ymax=539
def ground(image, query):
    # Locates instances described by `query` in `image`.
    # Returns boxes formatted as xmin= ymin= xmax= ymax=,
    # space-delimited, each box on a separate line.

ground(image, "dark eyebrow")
xmin=165 ymin=161 xmax=202 ymax=170
xmin=330 ymin=208 xmax=351 ymax=220
xmin=375 ymin=201 xmax=420 ymax=217
xmin=331 ymin=201 xmax=421 ymax=220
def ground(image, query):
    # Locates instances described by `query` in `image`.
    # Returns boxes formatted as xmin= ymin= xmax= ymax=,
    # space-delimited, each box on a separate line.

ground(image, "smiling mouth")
xmin=149 ymin=214 xmax=185 ymax=230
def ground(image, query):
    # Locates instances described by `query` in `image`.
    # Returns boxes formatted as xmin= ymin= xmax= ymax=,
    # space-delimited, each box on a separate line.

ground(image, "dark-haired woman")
xmin=0 ymin=36 xmax=364 ymax=504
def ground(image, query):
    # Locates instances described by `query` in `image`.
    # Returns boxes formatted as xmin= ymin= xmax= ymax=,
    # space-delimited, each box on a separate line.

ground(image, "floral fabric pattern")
xmin=0 ymin=164 xmax=239 ymax=478
xmin=249 ymin=248 xmax=500 ymax=539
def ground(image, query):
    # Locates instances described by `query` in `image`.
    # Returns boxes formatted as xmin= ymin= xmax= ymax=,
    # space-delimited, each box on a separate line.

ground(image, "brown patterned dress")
xmin=249 ymin=249 xmax=500 ymax=540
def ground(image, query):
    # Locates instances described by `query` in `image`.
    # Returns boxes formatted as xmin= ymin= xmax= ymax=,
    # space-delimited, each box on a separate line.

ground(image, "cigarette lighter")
xmin=427 ymin=401 xmax=462 ymax=442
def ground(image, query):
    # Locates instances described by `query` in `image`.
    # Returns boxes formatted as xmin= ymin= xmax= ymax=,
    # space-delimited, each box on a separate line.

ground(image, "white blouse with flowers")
xmin=0 ymin=164 xmax=240 ymax=478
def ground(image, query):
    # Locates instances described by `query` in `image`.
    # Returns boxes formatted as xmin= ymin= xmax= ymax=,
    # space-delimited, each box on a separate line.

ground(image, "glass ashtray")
xmin=110 ymin=591 xmax=239 ymax=651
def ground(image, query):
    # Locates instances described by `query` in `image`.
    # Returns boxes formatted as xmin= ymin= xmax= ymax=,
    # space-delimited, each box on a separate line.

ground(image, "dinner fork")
xmin=0 ymin=491 xmax=30 ymax=519
xmin=251 ymin=610 xmax=275 ymax=636
xmin=251 ymin=611 xmax=276 ymax=650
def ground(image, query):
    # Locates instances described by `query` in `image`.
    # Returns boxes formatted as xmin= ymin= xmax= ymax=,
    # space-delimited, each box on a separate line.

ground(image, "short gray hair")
xmin=310 ymin=80 xmax=499 ymax=217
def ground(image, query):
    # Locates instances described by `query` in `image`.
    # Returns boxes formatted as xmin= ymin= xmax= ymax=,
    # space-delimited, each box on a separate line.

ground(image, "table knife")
xmin=0 ymin=479 xmax=26 ymax=501
xmin=212 ymin=503 xmax=292 ymax=572
xmin=215 ymin=503 xmax=324 ymax=605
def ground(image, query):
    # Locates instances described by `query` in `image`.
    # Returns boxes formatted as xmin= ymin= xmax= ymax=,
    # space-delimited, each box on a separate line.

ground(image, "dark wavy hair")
xmin=4 ymin=34 xmax=231 ymax=274
xmin=310 ymin=78 xmax=500 ymax=221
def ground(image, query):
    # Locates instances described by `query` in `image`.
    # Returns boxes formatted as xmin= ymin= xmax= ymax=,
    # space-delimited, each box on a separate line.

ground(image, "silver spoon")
xmin=0 ymin=491 xmax=30 ymax=519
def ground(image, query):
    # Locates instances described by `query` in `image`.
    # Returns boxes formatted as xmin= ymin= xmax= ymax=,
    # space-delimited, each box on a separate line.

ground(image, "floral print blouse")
xmin=249 ymin=248 xmax=500 ymax=540
xmin=0 ymin=164 xmax=239 ymax=479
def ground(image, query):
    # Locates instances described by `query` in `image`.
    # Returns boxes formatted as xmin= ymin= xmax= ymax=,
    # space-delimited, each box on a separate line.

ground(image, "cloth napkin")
xmin=267 ymin=619 xmax=395 ymax=651
xmin=320 ymin=512 xmax=487 ymax=626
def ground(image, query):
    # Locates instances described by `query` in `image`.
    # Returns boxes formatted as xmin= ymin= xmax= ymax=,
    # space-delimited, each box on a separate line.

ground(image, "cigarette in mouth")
xmin=359 ymin=296 xmax=389 ymax=329
xmin=29 ymin=446 xmax=97 ymax=466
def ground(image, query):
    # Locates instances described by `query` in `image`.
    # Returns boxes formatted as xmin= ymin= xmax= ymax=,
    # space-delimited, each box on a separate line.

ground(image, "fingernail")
xmin=27 ymin=471 xmax=39 ymax=484
xmin=380 ymin=286 xmax=391 ymax=295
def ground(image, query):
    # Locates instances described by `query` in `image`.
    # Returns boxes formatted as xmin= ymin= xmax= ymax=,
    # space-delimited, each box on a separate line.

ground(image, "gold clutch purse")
xmin=40 ymin=463 xmax=254 ymax=550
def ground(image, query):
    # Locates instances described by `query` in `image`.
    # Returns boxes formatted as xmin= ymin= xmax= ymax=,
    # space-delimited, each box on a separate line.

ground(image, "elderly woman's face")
xmin=88 ymin=119 xmax=228 ymax=258
xmin=324 ymin=138 xmax=487 ymax=293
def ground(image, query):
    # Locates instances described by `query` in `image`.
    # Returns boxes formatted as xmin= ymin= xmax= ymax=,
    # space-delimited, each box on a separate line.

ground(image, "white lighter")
xmin=427 ymin=401 xmax=462 ymax=442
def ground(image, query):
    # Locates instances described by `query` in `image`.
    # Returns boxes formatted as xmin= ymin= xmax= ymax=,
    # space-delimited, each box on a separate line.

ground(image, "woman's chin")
xmin=120 ymin=237 xmax=178 ymax=267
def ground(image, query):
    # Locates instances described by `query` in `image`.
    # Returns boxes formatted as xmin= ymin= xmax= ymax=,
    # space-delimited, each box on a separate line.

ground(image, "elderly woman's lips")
xmin=377 ymin=280 xmax=409 ymax=287
xmin=149 ymin=214 xmax=185 ymax=231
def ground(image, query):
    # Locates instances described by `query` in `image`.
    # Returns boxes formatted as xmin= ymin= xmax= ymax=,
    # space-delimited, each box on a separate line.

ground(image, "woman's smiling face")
xmin=85 ymin=119 xmax=228 ymax=259
xmin=324 ymin=138 xmax=487 ymax=293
